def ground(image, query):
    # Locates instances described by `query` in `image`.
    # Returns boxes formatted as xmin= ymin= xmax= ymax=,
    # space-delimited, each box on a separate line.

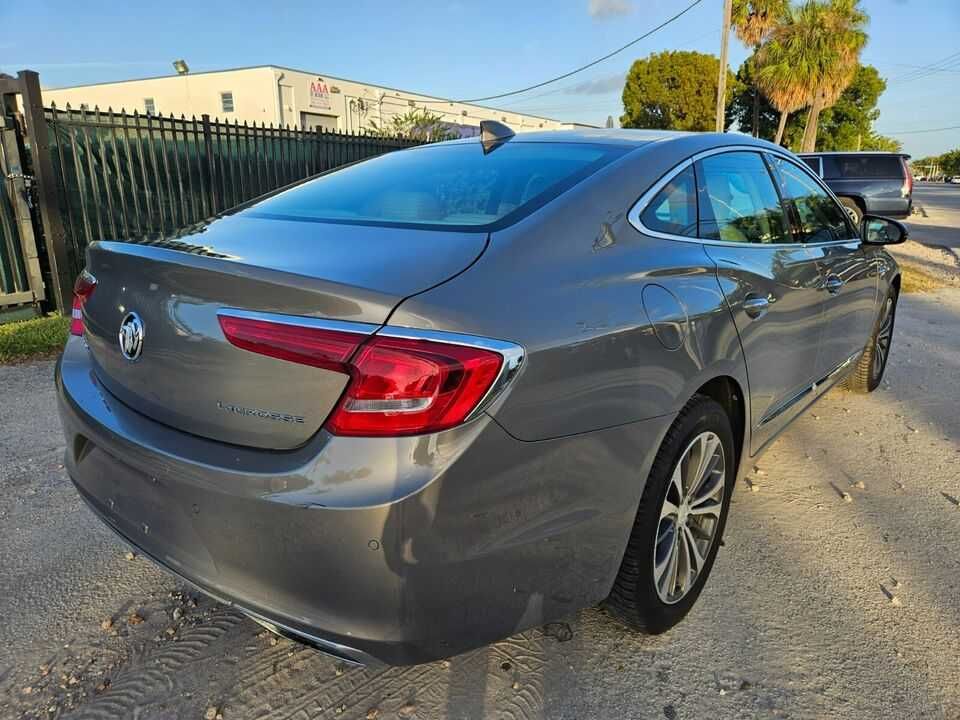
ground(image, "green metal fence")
xmin=0 ymin=173 xmax=30 ymax=298
xmin=45 ymin=104 xmax=423 ymax=275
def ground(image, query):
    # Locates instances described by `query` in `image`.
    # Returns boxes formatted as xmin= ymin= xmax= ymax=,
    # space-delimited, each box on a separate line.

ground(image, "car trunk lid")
xmin=81 ymin=214 xmax=487 ymax=450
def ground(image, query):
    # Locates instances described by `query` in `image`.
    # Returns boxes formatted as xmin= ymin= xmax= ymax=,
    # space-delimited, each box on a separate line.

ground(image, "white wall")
xmin=43 ymin=66 xmax=575 ymax=133
xmin=44 ymin=68 xmax=278 ymax=121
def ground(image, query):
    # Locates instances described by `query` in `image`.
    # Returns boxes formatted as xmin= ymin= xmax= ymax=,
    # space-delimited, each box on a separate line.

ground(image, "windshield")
xmin=242 ymin=142 xmax=629 ymax=231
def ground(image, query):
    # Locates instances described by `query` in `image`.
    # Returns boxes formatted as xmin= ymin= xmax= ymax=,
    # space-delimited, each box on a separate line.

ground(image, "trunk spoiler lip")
xmin=216 ymin=308 xmax=526 ymax=423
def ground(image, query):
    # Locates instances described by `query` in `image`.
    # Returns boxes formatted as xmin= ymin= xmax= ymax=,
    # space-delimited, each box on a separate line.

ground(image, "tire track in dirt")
xmin=64 ymin=610 xmax=244 ymax=720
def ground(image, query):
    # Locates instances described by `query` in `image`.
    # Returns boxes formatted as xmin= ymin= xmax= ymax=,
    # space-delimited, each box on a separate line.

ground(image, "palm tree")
xmin=757 ymin=0 xmax=867 ymax=152
xmin=731 ymin=0 xmax=788 ymax=137
xmin=800 ymin=0 xmax=868 ymax=151
xmin=754 ymin=53 xmax=808 ymax=145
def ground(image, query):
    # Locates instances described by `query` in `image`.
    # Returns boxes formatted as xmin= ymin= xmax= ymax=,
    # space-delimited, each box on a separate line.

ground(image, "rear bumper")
xmin=57 ymin=337 xmax=672 ymax=664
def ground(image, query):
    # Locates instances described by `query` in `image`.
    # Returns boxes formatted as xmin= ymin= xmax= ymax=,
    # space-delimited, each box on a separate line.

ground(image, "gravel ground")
xmin=2 ymin=289 xmax=959 ymax=720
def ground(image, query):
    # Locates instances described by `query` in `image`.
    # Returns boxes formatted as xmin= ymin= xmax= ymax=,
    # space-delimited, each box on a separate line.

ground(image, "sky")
xmin=1 ymin=0 xmax=958 ymax=157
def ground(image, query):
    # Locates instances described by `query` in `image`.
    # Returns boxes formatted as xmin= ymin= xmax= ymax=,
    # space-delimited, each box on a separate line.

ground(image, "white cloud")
xmin=588 ymin=0 xmax=633 ymax=19
xmin=563 ymin=73 xmax=625 ymax=95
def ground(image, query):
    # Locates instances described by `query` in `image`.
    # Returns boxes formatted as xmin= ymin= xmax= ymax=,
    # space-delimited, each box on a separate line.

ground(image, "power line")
xmin=417 ymin=0 xmax=706 ymax=105
xmin=888 ymin=50 xmax=960 ymax=84
xmin=880 ymin=124 xmax=960 ymax=135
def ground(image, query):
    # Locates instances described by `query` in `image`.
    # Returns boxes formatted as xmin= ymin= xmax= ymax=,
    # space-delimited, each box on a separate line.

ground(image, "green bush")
xmin=0 ymin=315 xmax=69 ymax=363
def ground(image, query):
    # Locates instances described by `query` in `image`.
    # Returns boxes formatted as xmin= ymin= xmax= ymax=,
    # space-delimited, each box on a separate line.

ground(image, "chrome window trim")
xmin=217 ymin=308 xmax=380 ymax=336
xmin=627 ymin=144 xmax=861 ymax=249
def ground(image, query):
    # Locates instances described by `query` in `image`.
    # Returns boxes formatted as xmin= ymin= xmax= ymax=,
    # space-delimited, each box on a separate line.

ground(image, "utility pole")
xmin=715 ymin=0 xmax=733 ymax=132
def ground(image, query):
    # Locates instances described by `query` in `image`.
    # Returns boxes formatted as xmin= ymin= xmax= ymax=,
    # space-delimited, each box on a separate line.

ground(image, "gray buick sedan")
xmin=57 ymin=127 xmax=906 ymax=665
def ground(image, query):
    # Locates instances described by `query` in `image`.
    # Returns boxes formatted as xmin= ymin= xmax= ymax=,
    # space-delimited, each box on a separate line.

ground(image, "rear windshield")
xmin=827 ymin=155 xmax=904 ymax=179
xmin=242 ymin=142 xmax=629 ymax=231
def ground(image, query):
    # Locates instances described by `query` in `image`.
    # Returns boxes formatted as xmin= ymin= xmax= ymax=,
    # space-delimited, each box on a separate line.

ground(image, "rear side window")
xmin=800 ymin=156 xmax=822 ymax=175
xmin=770 ymin=156 xmax=855 ymax=243
xmin=243 ymin=142 xmax=629 ymax=230
xmin=831 ymin=155 xmax=904 ymax=179
xmin=640 ymin=165 xmax=697 ymax=237
xmin=696 ymin=152 xmax=791 ymax=244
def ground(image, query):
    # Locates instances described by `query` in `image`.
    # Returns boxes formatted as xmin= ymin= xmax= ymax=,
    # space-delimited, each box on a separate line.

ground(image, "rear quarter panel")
xmin=389 ymin=139 xmax=751 ymax=443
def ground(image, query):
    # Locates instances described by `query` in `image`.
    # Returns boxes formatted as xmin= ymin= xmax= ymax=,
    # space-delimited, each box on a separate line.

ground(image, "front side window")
xmin=244 ymin=142 xmax=629 ymax=230
xmin=639 ymin=165 xmax=697 ymax=237
xmin=770 ymin=156 xmax=855 ymax=243
xmin=696 ymin=152 xmax=791 ymax=244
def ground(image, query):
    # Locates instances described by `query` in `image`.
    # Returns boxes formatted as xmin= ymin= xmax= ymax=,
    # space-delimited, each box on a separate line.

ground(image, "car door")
xmin=767 ymin=154 xmax=878 ymax=381
xmin=696 ymin=150 xmax=825 ymax=455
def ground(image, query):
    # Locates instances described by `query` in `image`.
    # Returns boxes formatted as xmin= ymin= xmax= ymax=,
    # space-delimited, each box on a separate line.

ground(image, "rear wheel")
xmin=838 ymin=196 xmax=864 ymax=226
xmin=605 ymin=395 xmax=735 ymax=633
xmin=845 ymin=289 xmax=898 ymax=393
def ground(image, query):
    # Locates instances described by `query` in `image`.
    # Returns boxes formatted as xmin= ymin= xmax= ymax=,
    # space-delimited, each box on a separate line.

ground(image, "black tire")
xmin=845 ymin=288 xmax=898 ymax=393
xmin=838 ymin=196 xmax=864 ymax=226
xmin=604 ymin=394 xmax=735 ymax=634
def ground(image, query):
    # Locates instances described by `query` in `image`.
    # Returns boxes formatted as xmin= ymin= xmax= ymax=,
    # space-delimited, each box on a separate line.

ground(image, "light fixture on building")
xmin=173 ymin=59 xmax=190 ymax=75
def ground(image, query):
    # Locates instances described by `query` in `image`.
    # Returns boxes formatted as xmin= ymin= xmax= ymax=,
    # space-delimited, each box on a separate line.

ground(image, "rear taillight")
xmin=327 ymin=335 xmax=503 ymax=436
xmin=902 ymin=159 xmax=913 ymax=196
xmin=217 ymin=314 xmax=365 ymax=373
xmin=70 ymin=271 xmax=97 ymax=336
xmin=218 ymin=312 xmax=514 ymax=437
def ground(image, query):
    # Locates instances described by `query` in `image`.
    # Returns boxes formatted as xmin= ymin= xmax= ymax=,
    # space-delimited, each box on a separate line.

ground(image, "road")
xmin=907 ymin=183 xmax=960 ymax=248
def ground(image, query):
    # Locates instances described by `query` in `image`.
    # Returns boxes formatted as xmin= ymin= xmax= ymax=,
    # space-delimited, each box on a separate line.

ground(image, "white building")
xmin=43 ymin=65 xmax=584 ymax=135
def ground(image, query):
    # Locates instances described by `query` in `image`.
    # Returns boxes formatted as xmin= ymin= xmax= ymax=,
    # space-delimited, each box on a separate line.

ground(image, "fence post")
xmin=17 ymin=70 xmax=72 ymax=312
xmin=201 ymin=114 xmax=218 ymax=214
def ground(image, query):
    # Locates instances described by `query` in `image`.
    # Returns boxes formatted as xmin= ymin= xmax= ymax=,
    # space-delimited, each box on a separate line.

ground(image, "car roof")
xmin=432 ymin=128 xmax=783 ymax=151
xmin=799 ymin=151 xmax=911 ymax=158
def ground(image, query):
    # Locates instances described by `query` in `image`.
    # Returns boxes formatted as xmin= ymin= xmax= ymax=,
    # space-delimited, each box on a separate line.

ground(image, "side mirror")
xmin=861 ymin=214 xmax=908 ymax=245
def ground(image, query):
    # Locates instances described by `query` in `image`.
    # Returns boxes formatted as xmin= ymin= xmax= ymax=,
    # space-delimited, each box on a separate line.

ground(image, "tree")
xmin=861 ymin=134 xmax=902 ymax=152
xmin=621 ymin=51 xmax=738 ymax=131
xmin=367 ymin=107 xmax=458 ymax=142
xmin=728 ymin=57 xmax=801 ymax=142
xmin=731 ymin=0 xmax=788 ymax=136
xmin=757 ymin=0 xmax=868 ymax=151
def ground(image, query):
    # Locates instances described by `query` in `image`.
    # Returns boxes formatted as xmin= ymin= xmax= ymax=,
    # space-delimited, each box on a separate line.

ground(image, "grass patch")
xmin=900 ymin=264 xmax=947 ymax=294
xmin=0 ymin=315 xmax=69 ymax=364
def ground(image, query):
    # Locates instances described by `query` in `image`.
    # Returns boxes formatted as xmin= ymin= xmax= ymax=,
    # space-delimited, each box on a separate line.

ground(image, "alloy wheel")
xmin=653 ymin=431 xmax=726 ymax=604
xmin=873 ymin=297 xmax=894 ymax=379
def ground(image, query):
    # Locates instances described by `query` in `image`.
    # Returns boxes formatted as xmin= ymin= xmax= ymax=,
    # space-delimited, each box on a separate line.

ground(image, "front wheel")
xmin=604 ymin=395 xmax=735 ymax=633
xmin=845 ymin=289 xmax=898 ymax=393
xmin=839 ymin=196 xmax=864 ymax=226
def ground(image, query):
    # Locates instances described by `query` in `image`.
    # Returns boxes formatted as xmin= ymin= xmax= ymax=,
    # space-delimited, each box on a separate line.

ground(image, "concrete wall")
xmin=43 ymin=66 xmax=574 ymax=134
xmin=44 ymin=68 xmax=278 ymax=122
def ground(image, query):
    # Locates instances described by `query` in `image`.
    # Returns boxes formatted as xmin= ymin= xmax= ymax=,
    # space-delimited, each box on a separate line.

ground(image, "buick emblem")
xmin=118 ymin=312 xmax=145 ymax=361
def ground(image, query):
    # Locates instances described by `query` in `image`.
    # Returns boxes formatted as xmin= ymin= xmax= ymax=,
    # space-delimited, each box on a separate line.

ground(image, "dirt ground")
xmin=2 ymin=279 xmax=959 ymax=720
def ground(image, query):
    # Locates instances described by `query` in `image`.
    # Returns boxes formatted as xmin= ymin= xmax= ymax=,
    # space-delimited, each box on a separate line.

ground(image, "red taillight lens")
xmin=218 ymin=314 xmax=365 ymax=373
xmin=218 ymin=312 xmax=508 ymax=437
xmin=902 ymin=159 xmax=913 ymax=196
xmin=327 ymin=336 xmax=503 ymax=437
xmin=70 ymin=271 xmax=97 ymax=336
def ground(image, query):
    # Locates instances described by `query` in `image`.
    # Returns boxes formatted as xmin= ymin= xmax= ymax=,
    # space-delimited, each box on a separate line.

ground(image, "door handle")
xmin=824 ymin=275 xmax=844 ymax=294
xmin=743 ymin=294 xmax=770 ymax=319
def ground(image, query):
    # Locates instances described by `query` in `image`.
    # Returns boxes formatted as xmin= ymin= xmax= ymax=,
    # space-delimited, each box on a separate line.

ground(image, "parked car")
xmin=950 ymin=176 xmax=960 ymax=185
xmin=57 ymin=128 xmax=907 ymax=666
xmin=798 ymin=151 xmax=913 ymax=223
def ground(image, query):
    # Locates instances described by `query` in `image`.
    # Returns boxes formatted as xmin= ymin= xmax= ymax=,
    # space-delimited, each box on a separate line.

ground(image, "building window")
xmin=221 ymin=92 xmax=234 ymax=113
xmin=143 ymin=98 xmax=156 ymax=115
